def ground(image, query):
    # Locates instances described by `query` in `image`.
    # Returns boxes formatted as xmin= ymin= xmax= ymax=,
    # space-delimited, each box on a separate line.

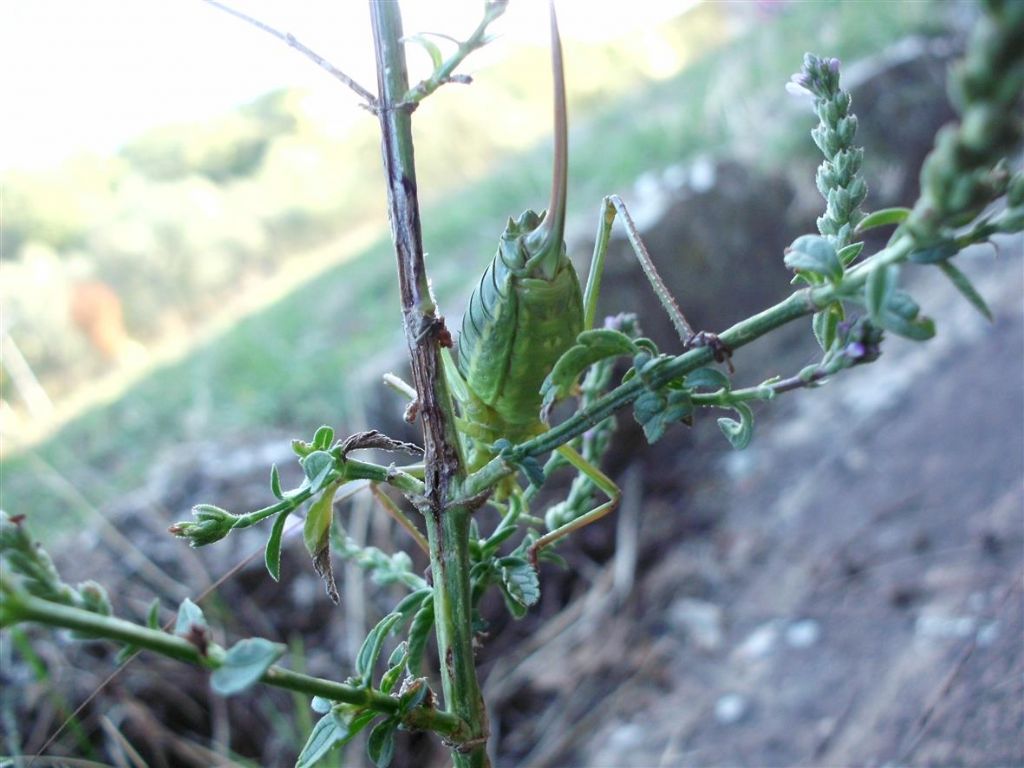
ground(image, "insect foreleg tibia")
xmin=584 ymin=195 xmax=696 ymax=344
xmin=528 ymin=443 xmax=620 ymax=569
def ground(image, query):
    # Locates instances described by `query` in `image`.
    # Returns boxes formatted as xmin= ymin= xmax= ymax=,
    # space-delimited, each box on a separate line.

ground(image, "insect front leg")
xmin=584 ymin=195 xmax=730 ymax=361
xmin=527 ymin=443 xmax=620 ymax=569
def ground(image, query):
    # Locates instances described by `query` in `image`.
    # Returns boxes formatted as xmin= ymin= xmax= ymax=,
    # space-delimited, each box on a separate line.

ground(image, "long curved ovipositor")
xmin=455 ymin=3 xmax=584 ymax=469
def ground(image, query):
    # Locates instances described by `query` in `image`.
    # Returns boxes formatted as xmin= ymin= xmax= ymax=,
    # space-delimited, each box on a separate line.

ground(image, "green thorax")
xmin=457 ymin=210 xmax=583 ymax=457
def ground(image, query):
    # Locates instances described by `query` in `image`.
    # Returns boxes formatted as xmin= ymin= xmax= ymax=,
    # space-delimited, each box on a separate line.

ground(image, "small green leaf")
xmin=368 ymin=718 xmax=398 ymax=768
xmin=301 ymin=450 xmax=336 ymax=494
xmin=909 ymin=240 xmax=957 ymax=264
xmin=313 ymin=425 xmax=335 ymax=450
xmin=685 ymin=367 xmax=730 ymax=392
xmin=406 ymin=601 xmax=434 ymax=676
xmin=304 ymin=481 xmax=341 ymax=604
xmin=265 ymin=509 xmax=292 ymax=582
xmin=937 ymin=261 xmax=992 ymax=321
xmin=541 ymin=329 xmax=638 ymax=407
xmin=146 ymin=598 xmax=161 ymax=629
xmin=405 ymin=33 xmax=444 ymax=70
xmin=855 ymin=206 xmax=910 ymax=233
xmin=881 ymin=311 xmax=936 ymax=341
xmin=865 ymin=264 xmax=898 ymax=325
xmin=356 ymin=613 xmax=404 ymax=682
xmin=837 ymin=241 xmax=865 ymax=265
xmin=784 ymin=235 xmax=843 ymax=282
xmin=174 ymin=598 xmax=207 ymax=637
xmin=812 ymin=303 xmax=843 ymax=351
xmin=296 ymin=713 xmax=345 ymax=768
xmin=269 ymin=464 xmax=284 ymax=500
xmin=498 ymin=556 xmax=540 ymax=611
xmin=393 ymin=588 xmax=432 ymax=620
xmin=717 ymin=402 xmax=754 ymax=450
xmin=380 ymin=642 xmax=408 ymax=694
xmin=211 ymin=638 xmax=286 ymax=696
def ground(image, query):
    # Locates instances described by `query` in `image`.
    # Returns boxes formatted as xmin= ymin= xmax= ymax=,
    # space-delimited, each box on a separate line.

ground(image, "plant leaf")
xmin=865 ymin=264 xmax=898 ymax=325
xmin=269 ymin=464 xmax=284 ymax=500
xmin=717 ymin=402 xmax=754 ymax=450
xmin=784 ymin=235 xmax=843 ymax=282
xmin=498 ymin=556 xmax=540 ymax=610
xmin=296 ymin=713 xmax=345 ymax=768
xmin=937 ymin=261 xmax=992 ymax=321
xmin=265 ymin=509 xmax=292 ymax=582
xmin=356 ymin=613 xmax=404 ymax=683
xmin=173 ymin=598 xmax=207 ymax=637
xmin=313 ymin=425 xmax=335 ymax=450
xmin=406 ymin=601 xmax=434 ymax=676
xmin=855 ymin=206 xmax=910 ymax=233
xmin=304 ymin=481 xmax=341 ymax=604
xmin=368 ymin=718 xmax=398 ymax=768
xmin=836 ymin=241 xmax=865 ymax=265
xmin=301 ymin=450 xmax=336 ymax=494
xmin=685 ymin=367 xmax=730 ymax=392
xmin=211 ymin=638 xmax=286 ymax=696
xmin=541 ymin=329 xmax=638 ymax=407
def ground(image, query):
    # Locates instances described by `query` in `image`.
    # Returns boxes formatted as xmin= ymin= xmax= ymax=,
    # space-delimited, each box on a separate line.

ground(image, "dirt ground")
xmin=483 ymin=238 xmax=1023 ymax=768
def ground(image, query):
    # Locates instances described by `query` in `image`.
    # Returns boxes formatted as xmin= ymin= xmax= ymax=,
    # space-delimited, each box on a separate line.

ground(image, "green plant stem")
xmin=3 ymin=591 xmax=466 ymax=737
xmin=370 ymin=2 xmax=489 ymax=765
xmin=464 ymin=234 xmax=916 ymax=497
xmin=401 ymin=1 xmax=508 ymax=106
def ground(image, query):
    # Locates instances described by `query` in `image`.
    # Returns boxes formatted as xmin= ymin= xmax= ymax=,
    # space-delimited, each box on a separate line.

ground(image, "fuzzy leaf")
xmin=541 ymin=329 xmax=638 ymax=407
xmin=296 ymin=713 xmax=345 ymax=768
xmin=685 ymin=367 xmax=730 ymax=392
xmin=865 ymin=264 xmax=898 ymax=325
xmin=784 ymin=235 xmax=843 ymax=282
xmin=356 ymin=613 xmax=404 ymax=683
xmin=174 ymin=598 xmax=207 ymax=637
xmin=405 ymin=33 xmax=443 ymax=70
xmin=498 ymin=556 xmax=540 ymax=610
xmin=301 ymin=450 xmax=336 ymax=494
xmin=264 ymin=509 xmax=291 ymax=582
xmin=311 ymin=696 xmax=332 ymax=714
xmin=393 ymin=588 xmax=432 ymax=621
xmin=717 ymin=403 xmax=754 ymax=450
xmin=812 ymin=303 xmax=843 ymax=351
xmin=406 ymin=601 xmax=434 ymax=676
xmin=211 ymin=638 xmax=286 ymax=696
xmin=269 ymin=464 xmax=284 ymax=500
xmin=855 ymin=206 xmax=910 ymax=233
xmin=368 ymin=719 xmax=398 ymax=768
xmin=837 ymin=241 xmax=865 ymax=265
xmin=304 ymin=482 xmax=341 ymax=604
xmin=909 ymin=240 xmax=957 ymax=264
xmin=937 ymin=261 xmax=992 ymax=321
xmin=312 ymin=425 xmax=335 ymax=450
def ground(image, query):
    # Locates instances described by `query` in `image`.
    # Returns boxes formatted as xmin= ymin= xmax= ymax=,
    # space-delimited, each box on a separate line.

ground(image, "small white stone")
xmin=714 ymin=693 xmax=748 ymax=725
xmin=669 ymin=598 xmax=725 ymax=651
xmin=915 ymin=610 xmax=976 ymax=640
xmin=976 ymin=620 xmax=1000 ymax=647
xmin=785 ymin=619 xmax=821 ymax=649
xmin=736 ymin=621 xmax=779 ymax=660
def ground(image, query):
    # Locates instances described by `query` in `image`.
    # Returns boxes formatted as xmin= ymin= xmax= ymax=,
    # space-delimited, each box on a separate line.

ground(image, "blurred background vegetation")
xmin=1 ymin=0 xmax=941 ymax=537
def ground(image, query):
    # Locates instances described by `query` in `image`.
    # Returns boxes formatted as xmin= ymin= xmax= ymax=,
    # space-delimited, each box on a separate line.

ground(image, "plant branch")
xmin=401 ymin=1 xmax=509 ymax=106
xmin=202 ymin=0 xmax=379 ymax=110
xmin=3 ymin=590 xmax=466 ymax=737
xmin=370 ymin=2 xmax=489 ymax=765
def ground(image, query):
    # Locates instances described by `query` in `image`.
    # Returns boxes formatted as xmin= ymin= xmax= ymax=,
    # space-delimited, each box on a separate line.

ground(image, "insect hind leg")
xmin=528 ymin=443 xmax=620 ymax=569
